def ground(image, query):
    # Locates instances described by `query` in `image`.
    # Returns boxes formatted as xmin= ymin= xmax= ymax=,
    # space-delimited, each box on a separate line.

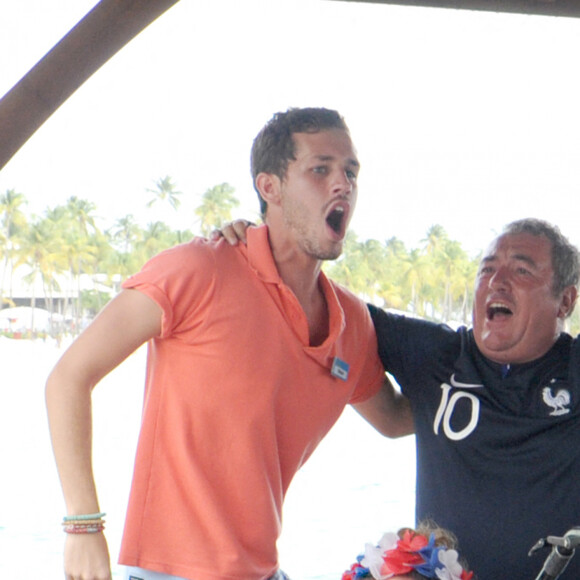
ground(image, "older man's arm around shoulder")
xmin=353 ymin=375 xmax=414 ymax=438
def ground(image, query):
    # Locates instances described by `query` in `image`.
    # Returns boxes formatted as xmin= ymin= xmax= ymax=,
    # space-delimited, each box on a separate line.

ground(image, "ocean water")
xmin=0 ymin=337 xmax=415 ymax=579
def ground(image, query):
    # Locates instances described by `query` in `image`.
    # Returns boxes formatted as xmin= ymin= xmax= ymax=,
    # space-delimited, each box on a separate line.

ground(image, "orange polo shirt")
xmin=119 ymin=225 xmax=383 ymax=579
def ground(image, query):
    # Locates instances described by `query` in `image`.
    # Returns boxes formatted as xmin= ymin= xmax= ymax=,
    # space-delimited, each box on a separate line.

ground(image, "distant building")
xmin=1 ymin=264 xmax=116 ymax=315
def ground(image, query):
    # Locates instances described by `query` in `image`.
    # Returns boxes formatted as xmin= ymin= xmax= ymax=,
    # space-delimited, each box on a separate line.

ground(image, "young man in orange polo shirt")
xmin=46 ymin=107 xmax=412 ymax=580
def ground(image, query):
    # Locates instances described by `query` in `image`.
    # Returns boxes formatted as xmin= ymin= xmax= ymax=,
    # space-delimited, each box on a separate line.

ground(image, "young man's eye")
xmin=313 ymin=166 xmax=328 ymax=175
xmin=346 ymin=169 xmax=357 ymax=180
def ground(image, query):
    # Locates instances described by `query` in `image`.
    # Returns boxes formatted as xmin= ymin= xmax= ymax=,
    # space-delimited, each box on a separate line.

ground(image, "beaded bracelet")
xmin=62 ymin=512 xmax=106 ymax=534
xmin=63 ymin=522 xmax=105 ymax=534
xmin=63 ymin=512 xmax=106 ymax=522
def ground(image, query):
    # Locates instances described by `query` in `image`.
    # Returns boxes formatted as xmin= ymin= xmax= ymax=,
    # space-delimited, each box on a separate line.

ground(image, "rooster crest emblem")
xmin=542 ymin=384 xmax=571 ymax=416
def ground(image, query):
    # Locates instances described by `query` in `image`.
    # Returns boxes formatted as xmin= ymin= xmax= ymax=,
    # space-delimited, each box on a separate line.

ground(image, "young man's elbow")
xmin=45 ymin=360 xmax=93 ymax=404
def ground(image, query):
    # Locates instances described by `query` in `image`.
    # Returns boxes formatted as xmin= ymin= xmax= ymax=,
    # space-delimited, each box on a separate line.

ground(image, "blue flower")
xmin=413 ymin=533 xmax=443 ymax=578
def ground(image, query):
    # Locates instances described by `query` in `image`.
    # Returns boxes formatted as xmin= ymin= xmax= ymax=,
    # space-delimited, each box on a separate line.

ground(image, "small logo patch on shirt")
xmin=129 ymin=576 xmax=144 ymax=580
xmin=542 ymin=383 xmax=571 ymax=416
xmin=331 ymin=357 xmax=349 ymax=381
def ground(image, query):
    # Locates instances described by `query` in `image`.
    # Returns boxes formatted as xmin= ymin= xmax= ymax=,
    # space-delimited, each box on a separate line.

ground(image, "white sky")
xmin=1 ymin=0 xmax=580 ymax=256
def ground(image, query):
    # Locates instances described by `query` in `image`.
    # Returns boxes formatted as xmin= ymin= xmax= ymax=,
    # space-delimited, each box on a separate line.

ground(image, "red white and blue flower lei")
xmin=342 ymin=529 xmax=473 ymax=580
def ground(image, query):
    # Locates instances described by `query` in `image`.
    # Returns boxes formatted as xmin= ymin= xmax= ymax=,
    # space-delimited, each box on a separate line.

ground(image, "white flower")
xmin=435 ymin=549 xmax=463 ymax=580
xmin=361 ymin=533 xmax=398 ymax=580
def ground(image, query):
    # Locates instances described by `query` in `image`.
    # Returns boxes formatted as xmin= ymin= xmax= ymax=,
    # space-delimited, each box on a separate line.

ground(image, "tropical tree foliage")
xmin=325 ymin=229 xmax=479 ymax=326
xmin=2 ymin=181 xmax=579 ymax=338
xmin=146 ymin=175 xmax=182 ymax=210
xmin=0 ymin=188 xmax=28 ymax=305
xmin=195 ymin=182 xmax=240 ymax=236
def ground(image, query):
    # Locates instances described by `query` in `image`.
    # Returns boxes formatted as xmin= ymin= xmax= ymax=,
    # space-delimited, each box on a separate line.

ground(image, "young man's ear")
xmin=255 ymin=173 xmax=282 ymax=208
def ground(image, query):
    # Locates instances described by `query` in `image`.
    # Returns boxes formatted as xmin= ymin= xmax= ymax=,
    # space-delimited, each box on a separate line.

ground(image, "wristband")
xmin=62 ymin=512 xmax=106 ymax=534
xmin=63 ymin=512 xmax=106 ymax=522
xmin=62 ymin=522 xmax=105 ymax=534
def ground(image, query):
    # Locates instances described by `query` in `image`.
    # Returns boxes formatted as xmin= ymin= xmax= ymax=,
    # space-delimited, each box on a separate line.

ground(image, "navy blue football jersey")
xmin=370 ymin=305 xmax=580 ymax=579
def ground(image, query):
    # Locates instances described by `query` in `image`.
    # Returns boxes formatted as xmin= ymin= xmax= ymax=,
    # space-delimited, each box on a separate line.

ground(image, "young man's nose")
xmin=330 ymin=169 xmax=353 ymax=195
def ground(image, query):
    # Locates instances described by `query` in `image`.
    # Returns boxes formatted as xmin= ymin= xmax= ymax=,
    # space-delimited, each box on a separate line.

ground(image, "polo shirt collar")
xmin=246 ymin=224 xmax=281 ymax=284
xmin=246 ymin=224 xmax=346 ymax=349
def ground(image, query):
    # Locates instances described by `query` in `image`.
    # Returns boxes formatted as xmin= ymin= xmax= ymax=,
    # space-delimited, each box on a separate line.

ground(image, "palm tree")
xmin=421 ymin=226 xmax=469 ymax=321
xmin=38 ymin=202 xmax=98 ymax=333
xmin=82 ymin=230 xmax=115 ymax=316
xmin=65 ymin=196 xmax=98 ymax=236
xmin=347 ymin=238 xmax=389 ymax=302
xmin=62 ymin=198 xmax=100 ymax=331
xmin=377 ymin=237 xmax=410 ymax=310
xmin=324 ymin=230 xmax=360 ymax=289
xmin=0 ymin=188 xmax=28 ymax=304
xmin=456 ymin=255 xmax=480 ymax=325
xmin=135 ymin=221 xmax=178 ymax=264
xmin=432 ymin=239 xmax=466 ymax=321
xmin=146 ymin=176 xmax=182 ymax=211
xmin=422 ymin=224 xmax=448 ymax=256
xmin=109 ymin=214 xmax=141 ymax=254
xmin=61 ymin=235 xmax=97 ymax=333
xmin=400 ymin=248 xmax=433 ymax=317
xmin=16 ymin=216 xmax=67 ymax=332
xmin=194 ymin=183 xmax=240 ymax=236
xmin=384 ymin=236 xmax=407 ymax=258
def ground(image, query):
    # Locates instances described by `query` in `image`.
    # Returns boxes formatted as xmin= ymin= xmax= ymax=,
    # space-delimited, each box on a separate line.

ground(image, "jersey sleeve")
xmin=367 ymin=304 xmax=457 ymax=398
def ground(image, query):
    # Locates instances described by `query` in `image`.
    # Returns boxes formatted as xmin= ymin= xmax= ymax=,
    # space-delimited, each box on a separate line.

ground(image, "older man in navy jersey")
xmin=367 ymin=217 xmax=580 ymax=579
xmin=222 ymin=216 xmax=580 ymax=579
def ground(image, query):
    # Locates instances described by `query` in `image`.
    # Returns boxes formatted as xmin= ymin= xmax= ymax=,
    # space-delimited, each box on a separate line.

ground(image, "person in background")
xmin=46 ymin=107 xmax=412 ymax=580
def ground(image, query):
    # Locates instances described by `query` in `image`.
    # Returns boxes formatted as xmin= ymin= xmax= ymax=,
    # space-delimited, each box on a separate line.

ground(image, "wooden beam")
xmin=0 ymin=0 xmax=180 ymax=171
xmin=1 ymin=0 xmax=576 ymax=172
xmin=327 ymin=0 xmax=580 ymax=18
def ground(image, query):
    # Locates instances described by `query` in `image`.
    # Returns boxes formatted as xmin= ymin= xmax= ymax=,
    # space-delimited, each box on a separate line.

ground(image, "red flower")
xmin=342 ymin=562 xmax=365 ymax=580
xmin=380 ymin=531 xmax=429 ymax=576
xmin=398 ymin=530 xmax=430 ymax=553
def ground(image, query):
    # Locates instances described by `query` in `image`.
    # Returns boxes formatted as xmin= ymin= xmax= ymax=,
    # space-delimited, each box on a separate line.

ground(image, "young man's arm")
xmin=353 ymin=376 xmax=414 ymax=437
xmin=46 ymin=289 xmax=162 ymax=580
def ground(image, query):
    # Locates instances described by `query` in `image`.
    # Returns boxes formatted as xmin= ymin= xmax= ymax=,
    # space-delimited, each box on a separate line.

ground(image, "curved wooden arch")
xmin=335 ymin=0 xmax=580 ymax=18
xmin=1 ymin=0 xmax=579 ymax=172
xmin=0 ymin=0 xmax=179 ymax=171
